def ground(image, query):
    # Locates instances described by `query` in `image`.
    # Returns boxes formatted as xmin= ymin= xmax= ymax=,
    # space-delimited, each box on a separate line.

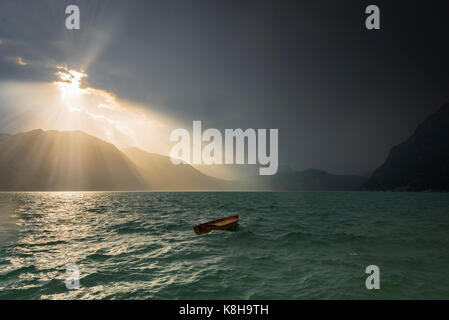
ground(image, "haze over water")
xmin=0 ymin=192 xmax=448 ymax=299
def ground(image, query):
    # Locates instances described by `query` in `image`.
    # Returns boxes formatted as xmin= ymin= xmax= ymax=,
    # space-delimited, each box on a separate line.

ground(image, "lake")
xmin=0 ymin=192 xmax=448 ymax=299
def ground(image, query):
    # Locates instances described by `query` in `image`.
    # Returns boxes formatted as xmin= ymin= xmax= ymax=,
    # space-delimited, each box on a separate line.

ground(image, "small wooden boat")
xmin=193 ymin=215 xmax=239 ymax=234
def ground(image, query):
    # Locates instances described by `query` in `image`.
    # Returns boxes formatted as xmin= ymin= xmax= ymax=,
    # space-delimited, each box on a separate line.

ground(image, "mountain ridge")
xmin=122 ymin=147 xmax=223 ymax=190
xmin=0 ymin=129 xmax=226 ymax=191
xmin=239 ymin=168 xmax=368 ymax=191
xmin=364 ymin=103 xmax=449 ymax=191
xmin=0 ymin=129 xmax=370 ymax=191
xmin=0 ymin=129 xmax=147 ymax=191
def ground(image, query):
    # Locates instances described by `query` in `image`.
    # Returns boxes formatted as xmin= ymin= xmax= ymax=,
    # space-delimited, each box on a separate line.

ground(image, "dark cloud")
xmin=0 ymin=0 xmax=448 ymax=174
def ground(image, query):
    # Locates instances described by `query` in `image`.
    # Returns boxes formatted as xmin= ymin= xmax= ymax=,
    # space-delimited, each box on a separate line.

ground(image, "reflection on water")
xmin=0 ymin=192 xmax=449 ymax=300
xmin=0 ymin=197 xmax=19 ymax=245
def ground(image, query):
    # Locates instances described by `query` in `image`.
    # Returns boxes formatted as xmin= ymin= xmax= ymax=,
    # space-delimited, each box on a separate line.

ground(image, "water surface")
xmin=0 ymin=192 xmax=448 ymax=299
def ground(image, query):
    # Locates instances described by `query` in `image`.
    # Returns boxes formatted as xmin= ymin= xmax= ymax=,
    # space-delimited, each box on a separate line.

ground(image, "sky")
xmin=0 ymin=0 xmax=448 ymax=175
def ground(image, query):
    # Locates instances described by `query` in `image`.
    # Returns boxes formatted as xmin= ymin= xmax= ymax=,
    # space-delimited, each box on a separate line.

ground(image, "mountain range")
xmin=0 ymin=129 xmax=219 ymax=191
xmin=1 ymin=102 xmax=448 ymax=192
xmin=239 ymin=168 xmax=367 ymax=191
xmin=0 ymin=129 xmax=368 ymax=191
xmin=364 ymin=103 xmax=449 ymax=191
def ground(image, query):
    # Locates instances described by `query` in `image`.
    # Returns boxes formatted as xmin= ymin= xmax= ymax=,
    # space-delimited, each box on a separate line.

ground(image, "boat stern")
xmin=193 ymin=225 xmax=201 ymax=234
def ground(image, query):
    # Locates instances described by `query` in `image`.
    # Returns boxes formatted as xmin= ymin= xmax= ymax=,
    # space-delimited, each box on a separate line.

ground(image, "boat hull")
xmin=193 ymin=215 xmax=239 ymax=234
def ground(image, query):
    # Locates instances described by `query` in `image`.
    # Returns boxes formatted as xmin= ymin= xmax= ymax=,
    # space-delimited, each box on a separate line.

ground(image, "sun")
xmin=53 ymin=66 xmax=88 ymax=110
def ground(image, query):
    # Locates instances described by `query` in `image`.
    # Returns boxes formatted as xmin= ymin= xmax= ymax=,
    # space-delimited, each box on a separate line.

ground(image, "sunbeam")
xmin=0 ymin=66 xmax=184 ymax=157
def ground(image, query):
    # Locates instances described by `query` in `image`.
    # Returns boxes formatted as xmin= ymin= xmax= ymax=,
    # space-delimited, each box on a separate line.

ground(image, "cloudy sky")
xmin=0 ymin=0 xmax=448 ymax=174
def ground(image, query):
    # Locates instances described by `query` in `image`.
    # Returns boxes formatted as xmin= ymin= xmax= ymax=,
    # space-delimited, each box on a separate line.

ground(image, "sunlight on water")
xmin=1 ymin=192 xmax=449 ymax=299
xmin=0 ymin=197 xmax=18 ymax=245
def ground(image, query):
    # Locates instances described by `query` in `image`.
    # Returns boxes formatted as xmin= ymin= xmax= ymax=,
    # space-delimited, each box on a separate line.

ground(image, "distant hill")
xmin=0 ymin=130 xmax=227 ymax=191
xmin=0 ymin=130 xmax=146 ymax=191
xmin=364 ymin=103 xmax=449 ymax=191
xmin=240 ymin=168 xmax=368 ymax=191
xmin=122 ymin=147 xmax=224 ymax=190
xmin=0 ymin=129 xmax=369 ymax=191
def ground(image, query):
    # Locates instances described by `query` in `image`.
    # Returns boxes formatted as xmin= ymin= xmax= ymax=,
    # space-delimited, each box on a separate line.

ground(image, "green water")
xmin=0 ymin=192 xmax=448 ymax=299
